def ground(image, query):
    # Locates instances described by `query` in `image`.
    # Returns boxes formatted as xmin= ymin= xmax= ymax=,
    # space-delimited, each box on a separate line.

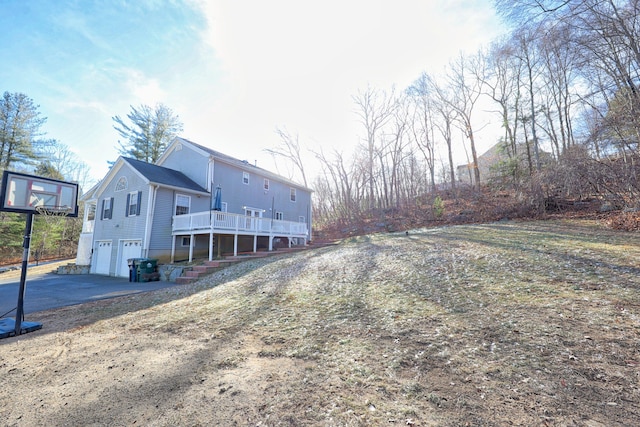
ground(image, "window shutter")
xmin=125 ymin=193 xmax=131 ymax=217
xmin=101 ymin=199 xmax=105 ymax=220
xmin=136 ymin=191 xmax=142 ymax=216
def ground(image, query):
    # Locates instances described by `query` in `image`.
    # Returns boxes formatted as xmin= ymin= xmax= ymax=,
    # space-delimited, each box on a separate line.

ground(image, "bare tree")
xmin=483 ymin=40 xmax=522 ymax=158
xmin=429 ymin=78 xmax=458 ymax=191
xmin=353 ymin=86 xmax=397 ymax=209
xmin=36 ymin=140 xmax=95 ymax=191
xmin=265 ymin=127 xmax=309 ymax=187
xmin=407 ymin=72 xmax=438 ymax=193
xmin=445 ymin=52 xmax=486 ymax=188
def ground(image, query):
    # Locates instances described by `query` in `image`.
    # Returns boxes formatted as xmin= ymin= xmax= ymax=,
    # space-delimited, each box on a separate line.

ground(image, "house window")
xmin=115 ymin=177 xmax=128 ymax=192
xmin=243 ymin=172 xmax=250 ymax=185
xmin=181 ymin=236 xmax=191 ymax=247
xmin=290 ymin=187 xmax=297 ymax=202
xmin=175 ymin=194 xmax=190 ymax=216
xmin=101 ymin=197 xmax=113 ymax=220
xmin=275 ymin=211 xmax=283 ymax=220
xmin=126 ymin=191 xmax=141 ymax=217
xmin=298 ymin=216 xmax=305 ymax=223
xmin=87 ymin=203 xmax=96 ymax=221
xmin=263 ymin=178 xmax=270 ymax=191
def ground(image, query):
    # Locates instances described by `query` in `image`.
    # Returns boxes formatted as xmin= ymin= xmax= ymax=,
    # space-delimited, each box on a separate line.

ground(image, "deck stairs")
xmin=175 ymin=248 xmax=304 ymax=284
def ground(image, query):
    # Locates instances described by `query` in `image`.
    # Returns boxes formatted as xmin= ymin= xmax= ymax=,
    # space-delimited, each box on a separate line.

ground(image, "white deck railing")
xmin=172 ymin=211 xmax=308 ymax=237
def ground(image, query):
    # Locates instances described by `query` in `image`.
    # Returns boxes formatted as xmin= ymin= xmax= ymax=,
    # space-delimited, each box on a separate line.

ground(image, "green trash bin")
xmin=138 ymin=258 xmax=159 ymax=282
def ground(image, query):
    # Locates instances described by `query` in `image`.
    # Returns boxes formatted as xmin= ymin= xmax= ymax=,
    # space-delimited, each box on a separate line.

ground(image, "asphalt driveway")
xmin=0 ymin=265 xmax=178 ymax=317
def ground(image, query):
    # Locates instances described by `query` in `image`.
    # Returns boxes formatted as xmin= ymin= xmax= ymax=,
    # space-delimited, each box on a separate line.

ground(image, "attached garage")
xmin=118 ymin=239 xmax=142 ymax=278
xmin=92 ymin=240 xmax=112 ymax=275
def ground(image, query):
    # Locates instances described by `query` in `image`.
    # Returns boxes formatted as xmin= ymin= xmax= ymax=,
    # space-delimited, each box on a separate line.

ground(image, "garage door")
xmin=93 ymin=240 xmax=112 ymax=275
xmin=118 ymin=240 xmax=142 ymax=278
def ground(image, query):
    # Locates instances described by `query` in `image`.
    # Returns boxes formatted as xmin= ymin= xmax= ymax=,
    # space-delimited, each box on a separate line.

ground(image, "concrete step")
xmin=193 ymin=265 xmax=221 ymax=274
xmin=176 ymin=246 xmax=309 ymax=284
xmin=224 ymin=253 xmax=270 ymax=261
xmin=176 ymin=276 xmax=197 ymax=284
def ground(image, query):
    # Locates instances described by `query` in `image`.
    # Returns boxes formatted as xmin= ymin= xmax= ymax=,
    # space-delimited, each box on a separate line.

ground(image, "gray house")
xmin=77 ymin=137 xmax=312 ymax=277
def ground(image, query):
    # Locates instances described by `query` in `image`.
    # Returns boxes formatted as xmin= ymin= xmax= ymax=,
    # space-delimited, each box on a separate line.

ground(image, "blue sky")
xmin=1 ymin=0 xmax=504 ymax=187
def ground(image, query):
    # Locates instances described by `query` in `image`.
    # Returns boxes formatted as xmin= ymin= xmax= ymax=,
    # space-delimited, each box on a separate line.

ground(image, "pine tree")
xmin=0 ymin=91 xmax=47 ymax=171
xmin=113 ymin=103 xmax=183 ymax=163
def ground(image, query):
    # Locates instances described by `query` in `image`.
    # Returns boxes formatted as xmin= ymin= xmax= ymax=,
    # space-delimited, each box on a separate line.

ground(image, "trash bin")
xmin=127 ymin=258 xmax=138 ymax=282
xmin=137 ymin=258 xmax=159 ymax=282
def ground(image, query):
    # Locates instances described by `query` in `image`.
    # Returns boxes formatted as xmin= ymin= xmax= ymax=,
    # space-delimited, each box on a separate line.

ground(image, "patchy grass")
xmin=2 ymin=219 xmax=640 ymax=426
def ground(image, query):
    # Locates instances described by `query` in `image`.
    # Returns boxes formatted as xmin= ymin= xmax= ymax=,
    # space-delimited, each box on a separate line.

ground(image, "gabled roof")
xmin=123 ymin=157 xmax=207 ymax=193
xmin=162 ymin=137 xmax=313 ymax=192
xmin=84 ymin=156 xmax=209 ymax=202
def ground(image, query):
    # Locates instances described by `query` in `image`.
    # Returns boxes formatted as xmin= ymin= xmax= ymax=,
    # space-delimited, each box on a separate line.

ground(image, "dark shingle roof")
xmin=123 ymin=157 xmax=207 ymax=193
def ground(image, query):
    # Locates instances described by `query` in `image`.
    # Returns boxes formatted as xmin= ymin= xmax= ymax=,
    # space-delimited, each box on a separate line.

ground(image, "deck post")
xmin=253 ymin=234 xmax=257 ymax=253
xmin=233 ymin=233 xmax=238 ymax=257
xmin=188 ymin=233 xmax=194 ymax=262
xmin=171 ymin=235 xmax=176 ymax=263
xmin=209 ymin=232 xmax=214 ymax=261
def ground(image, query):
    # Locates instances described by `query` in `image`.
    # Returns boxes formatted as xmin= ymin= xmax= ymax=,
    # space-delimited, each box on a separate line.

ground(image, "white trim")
xmin=143 ymin=185 xmax=158 ymax=257
xmin=115 ymin=176 xmax=128 ymax=192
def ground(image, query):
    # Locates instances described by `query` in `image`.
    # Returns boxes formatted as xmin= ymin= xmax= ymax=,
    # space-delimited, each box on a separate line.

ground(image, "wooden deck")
xmin=171 ymin=211 xmax=309 ymax=261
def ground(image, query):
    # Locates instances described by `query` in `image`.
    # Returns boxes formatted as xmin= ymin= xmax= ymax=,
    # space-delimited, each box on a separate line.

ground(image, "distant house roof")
xmin=123 ymin=157 xmax=208 ymax=194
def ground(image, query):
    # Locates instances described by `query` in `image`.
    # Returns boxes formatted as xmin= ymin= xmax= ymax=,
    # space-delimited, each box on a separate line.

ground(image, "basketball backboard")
xmin=0 ymin=170 xmax=79 ymax=217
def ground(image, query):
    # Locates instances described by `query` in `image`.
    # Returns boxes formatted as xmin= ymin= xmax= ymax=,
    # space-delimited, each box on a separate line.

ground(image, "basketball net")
xmin=34 ymin=205 xmax=72 ymax=217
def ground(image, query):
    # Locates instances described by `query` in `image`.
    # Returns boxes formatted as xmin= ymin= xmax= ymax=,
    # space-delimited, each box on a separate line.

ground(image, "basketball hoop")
xmin=0 ymin=171 xmax=79 ymax=338
xmin=35 ymin=205 xmax=73 ymax=217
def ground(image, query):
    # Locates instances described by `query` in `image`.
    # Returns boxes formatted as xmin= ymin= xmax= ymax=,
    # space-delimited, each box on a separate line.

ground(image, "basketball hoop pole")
xmin=14 ymin=212 xmax=34 ymax=335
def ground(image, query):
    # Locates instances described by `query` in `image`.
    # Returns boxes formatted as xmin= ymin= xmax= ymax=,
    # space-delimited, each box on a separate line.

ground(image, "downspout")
xmin=143 ymin=184 xmax=159 ymax=258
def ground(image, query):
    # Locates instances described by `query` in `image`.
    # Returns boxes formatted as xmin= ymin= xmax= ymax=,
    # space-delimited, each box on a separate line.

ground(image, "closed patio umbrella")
xmin=212 ymin=185 xmax=222 ymax=211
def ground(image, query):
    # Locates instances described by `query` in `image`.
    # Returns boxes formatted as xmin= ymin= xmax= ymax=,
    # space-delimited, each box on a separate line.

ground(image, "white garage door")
xmin=118 ymin=240 xmax=142 ymax=278
xmin=93 ymin=240 xmax=112 ymax=275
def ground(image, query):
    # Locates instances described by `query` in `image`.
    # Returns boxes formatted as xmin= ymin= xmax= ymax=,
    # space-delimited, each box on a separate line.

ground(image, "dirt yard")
xmin=1 ymin=219 xmax=639 ymax=426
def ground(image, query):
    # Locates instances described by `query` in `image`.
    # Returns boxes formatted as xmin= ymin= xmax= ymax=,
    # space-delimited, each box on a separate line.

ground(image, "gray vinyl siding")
xmin=148 ymin=187 xmax=212 ymax=261
xmin=148 ymin=188 xmax=174 ymax=252
xmin=213 ymin=161 xmax=310 ymax=225
xmin=93 ymin=166 xmax=150 ymax=274
xmin=159 ymin=143 xmax=210 ymax=190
